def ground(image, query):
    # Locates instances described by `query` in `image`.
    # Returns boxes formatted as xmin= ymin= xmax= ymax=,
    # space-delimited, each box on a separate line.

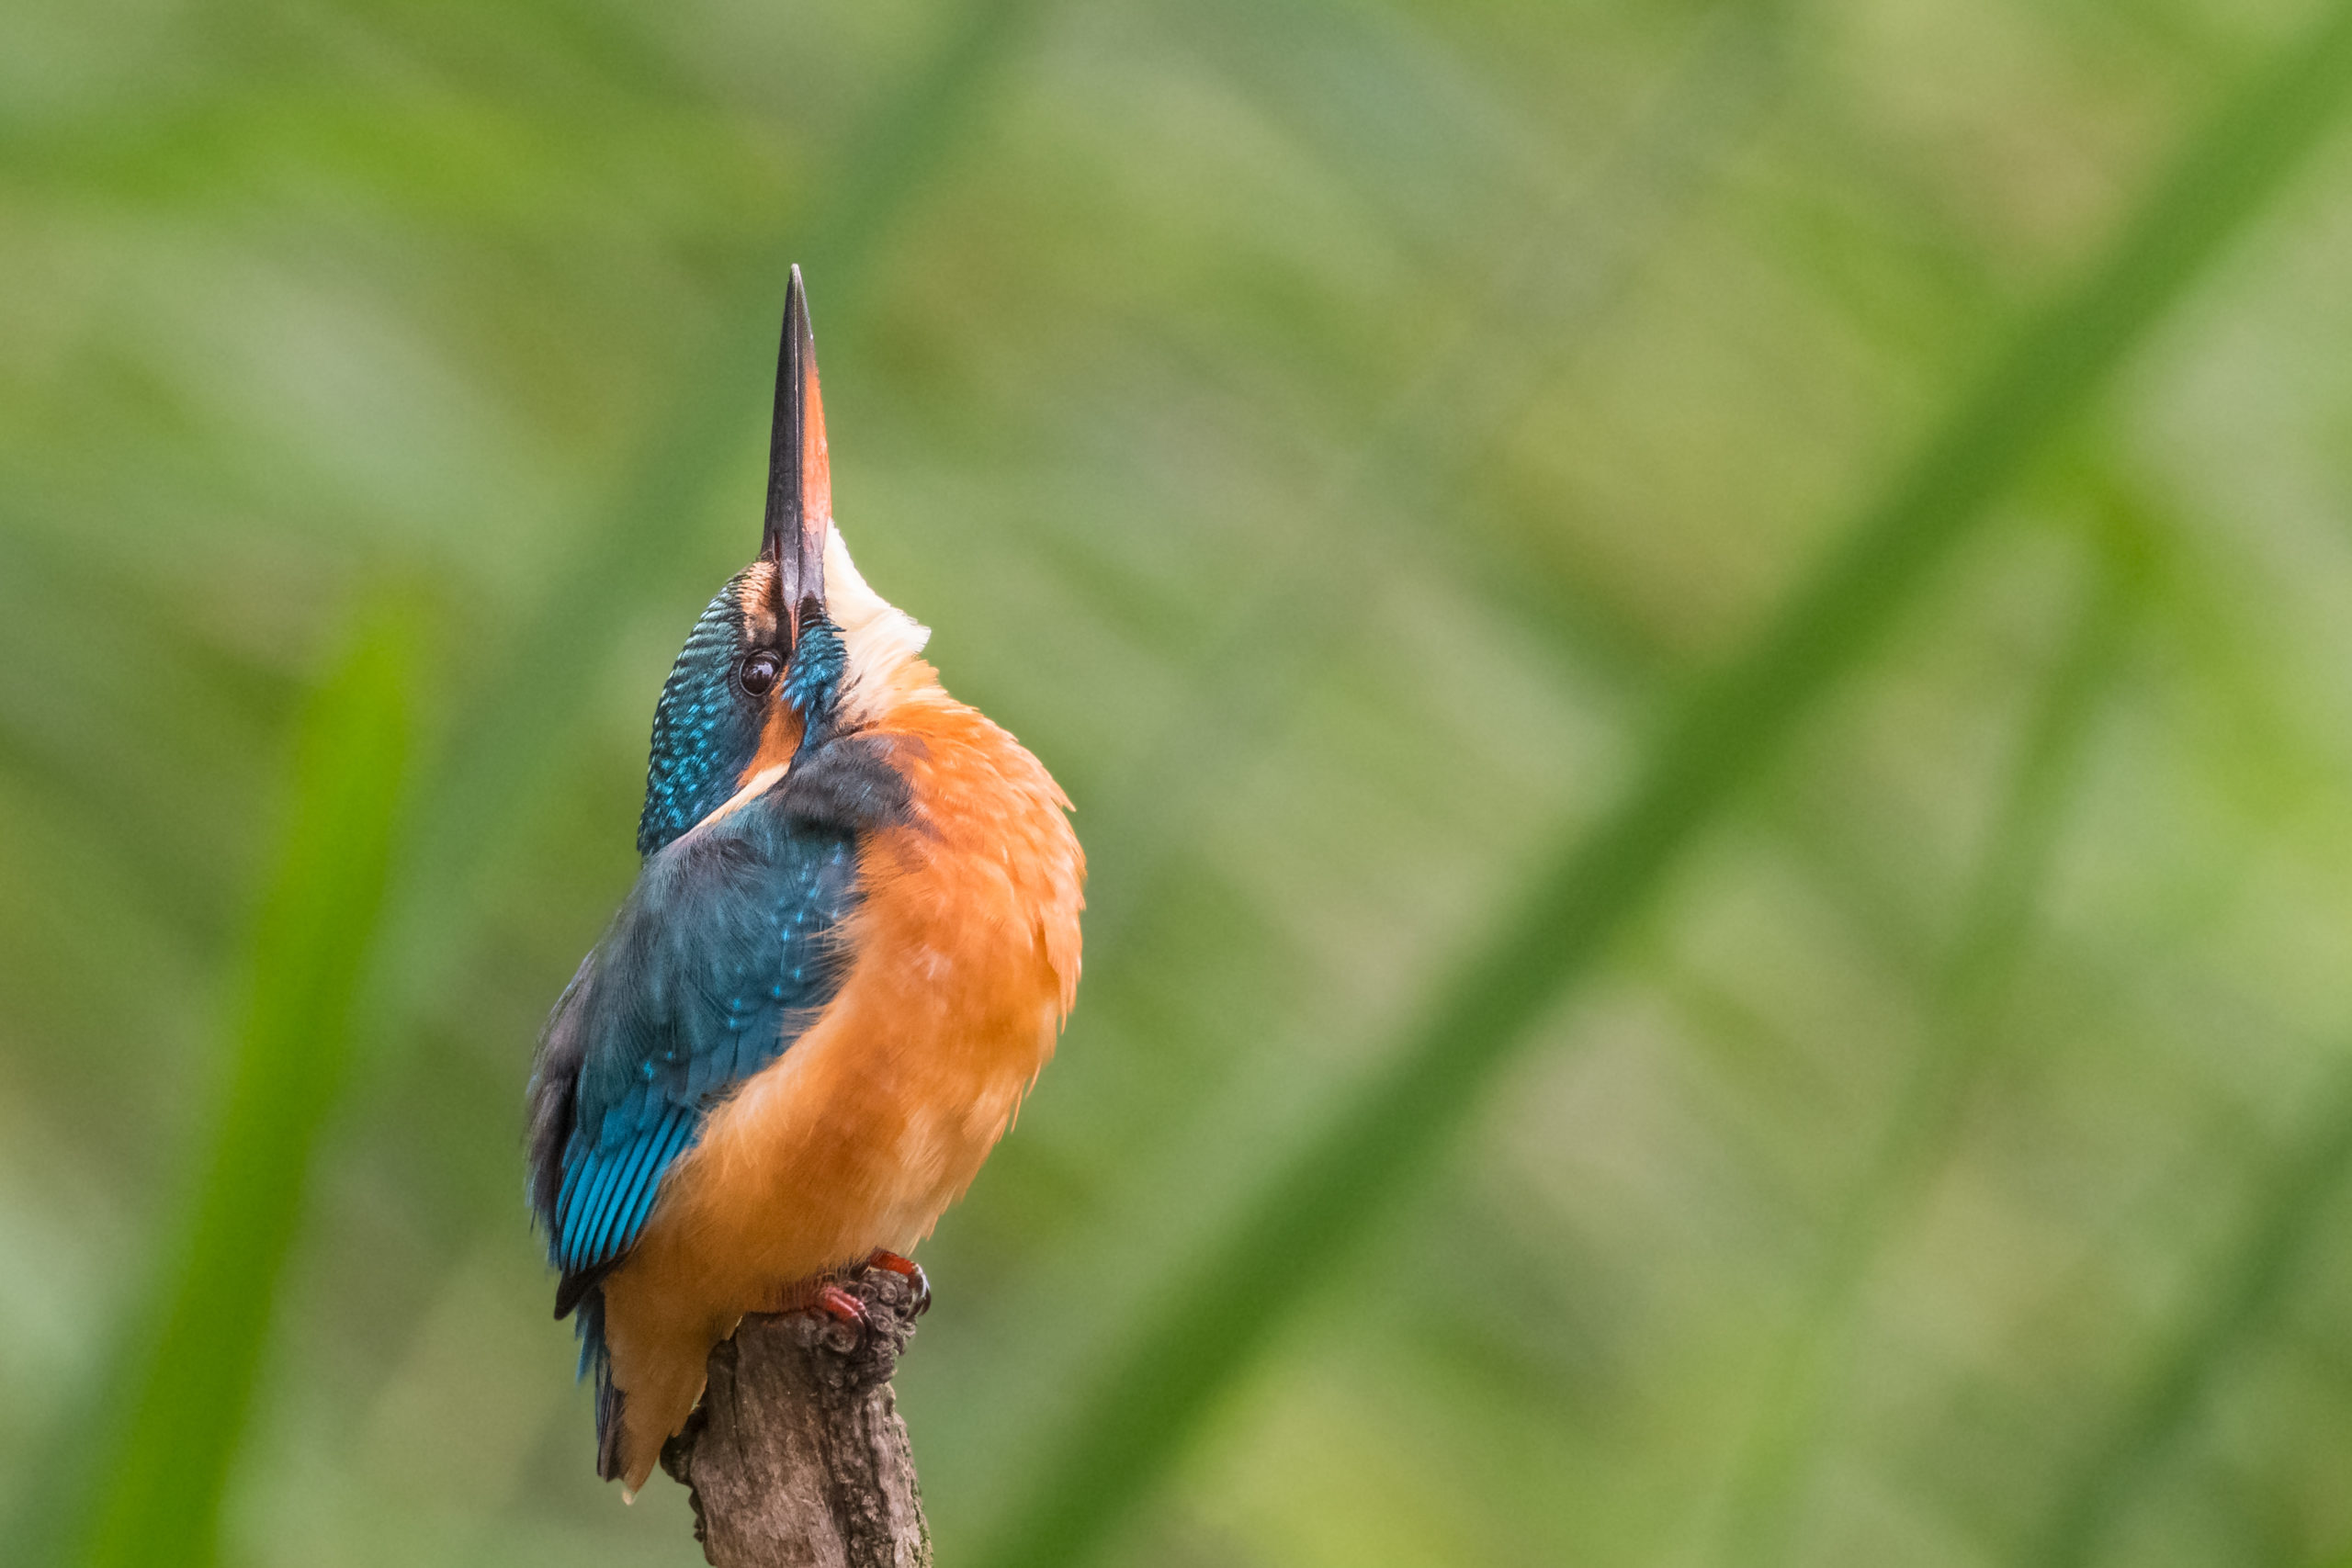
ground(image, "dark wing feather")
xmin=526 ymin=798 xmax=863 ymax=1311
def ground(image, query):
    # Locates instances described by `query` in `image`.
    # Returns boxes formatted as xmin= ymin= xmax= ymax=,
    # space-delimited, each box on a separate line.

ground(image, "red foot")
xmin=814 ymin=1282 xmax=866 ymax=1324
xmin=866 ymin=1249 xmax=933 ymax=1315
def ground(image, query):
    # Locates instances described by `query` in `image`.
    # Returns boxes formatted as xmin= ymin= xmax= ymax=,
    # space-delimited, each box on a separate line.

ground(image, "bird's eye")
xmin=739 ymin=649 xmax=783 ymax=696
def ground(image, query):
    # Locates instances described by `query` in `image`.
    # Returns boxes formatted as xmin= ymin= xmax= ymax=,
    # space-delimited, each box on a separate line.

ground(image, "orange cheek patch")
xmin=742 ymin=701 xmax=805 ymax=785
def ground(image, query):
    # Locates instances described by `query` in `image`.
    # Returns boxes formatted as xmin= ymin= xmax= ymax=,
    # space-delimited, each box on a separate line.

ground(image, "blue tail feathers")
xmin=573 ymin=1287 xmax=628 ymax=1483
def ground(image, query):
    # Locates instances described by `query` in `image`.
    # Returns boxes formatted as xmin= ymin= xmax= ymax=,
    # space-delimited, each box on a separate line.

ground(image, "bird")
xmin=526 ymin=266 xmax=1084 ymax=1497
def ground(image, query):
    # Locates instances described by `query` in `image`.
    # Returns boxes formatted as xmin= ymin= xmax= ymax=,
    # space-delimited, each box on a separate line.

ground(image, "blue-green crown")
xmin=637 ymin=575 xmax=763 ymax=858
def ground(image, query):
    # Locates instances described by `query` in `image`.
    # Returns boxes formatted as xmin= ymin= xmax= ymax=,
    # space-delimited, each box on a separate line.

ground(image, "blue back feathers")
xmin=541 ymin=804 xmax=863 ymax=1286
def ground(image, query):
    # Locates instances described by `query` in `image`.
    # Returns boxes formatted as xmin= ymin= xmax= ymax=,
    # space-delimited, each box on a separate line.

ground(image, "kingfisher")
xmin=526 ymin=267 xmax=1084 ymax=1496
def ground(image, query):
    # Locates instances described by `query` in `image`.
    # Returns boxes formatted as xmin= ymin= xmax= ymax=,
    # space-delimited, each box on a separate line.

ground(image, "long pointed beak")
xmin=762 ymin=265 xmax=831 ymax=646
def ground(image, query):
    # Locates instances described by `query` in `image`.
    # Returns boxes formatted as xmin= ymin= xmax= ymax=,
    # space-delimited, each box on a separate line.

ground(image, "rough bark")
xmin=660 ymin=1266 xmax=933 ymax=1568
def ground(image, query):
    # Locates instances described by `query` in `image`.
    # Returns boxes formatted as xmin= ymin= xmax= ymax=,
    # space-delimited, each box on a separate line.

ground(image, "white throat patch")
xmin=823 ymin=525 xmax=932 ymax=725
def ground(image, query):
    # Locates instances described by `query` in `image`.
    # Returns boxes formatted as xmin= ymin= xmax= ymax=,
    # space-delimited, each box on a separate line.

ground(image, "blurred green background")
xmin=11 ymin=0 xmax=2352 ymax=1563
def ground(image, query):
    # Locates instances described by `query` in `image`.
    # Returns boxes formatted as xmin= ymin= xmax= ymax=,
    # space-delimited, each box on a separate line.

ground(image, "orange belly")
xmin=597 ymin=696 xmax=1082 ymax=1492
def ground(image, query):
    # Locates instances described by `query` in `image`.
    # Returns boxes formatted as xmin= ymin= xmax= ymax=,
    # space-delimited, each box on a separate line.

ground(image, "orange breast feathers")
xmin=594 ymin=675 xmax=1083 ymax=1491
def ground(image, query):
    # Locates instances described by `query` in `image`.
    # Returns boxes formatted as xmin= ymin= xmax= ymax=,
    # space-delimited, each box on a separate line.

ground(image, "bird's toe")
xmin=814 ymin=1281 xmax=867 ymax=1324
xmin=865 ymin=1249 xmax=932 ymax=1314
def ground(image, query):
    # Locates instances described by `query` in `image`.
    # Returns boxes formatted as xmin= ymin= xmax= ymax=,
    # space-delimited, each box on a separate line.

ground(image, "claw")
xmin=814 ymin=1281 xmax=865 ymax=1324
xmin=866 ymin=1249 xmax=932 ymax=1314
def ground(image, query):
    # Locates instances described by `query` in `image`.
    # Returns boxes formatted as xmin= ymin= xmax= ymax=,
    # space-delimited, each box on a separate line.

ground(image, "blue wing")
xmin=526 ymin=795 xmax=862 ymax=1306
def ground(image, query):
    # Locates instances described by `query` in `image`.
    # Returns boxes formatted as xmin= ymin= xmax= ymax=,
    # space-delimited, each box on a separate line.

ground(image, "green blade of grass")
xmin=976 ymin=7 xmax=2352 ymax=1564
xmin=1712 ymin=516 xmax=2138 ymax=1565
xmin=2027 ymin=1066 xmax=2352 ymax=1568
xmin=63 ymin=601 xmax=417 ymax=1568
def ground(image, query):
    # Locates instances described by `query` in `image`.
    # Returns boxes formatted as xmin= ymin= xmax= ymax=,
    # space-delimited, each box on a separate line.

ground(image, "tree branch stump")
xmin=659 ymin=1266 xmax=933 ymax=1567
